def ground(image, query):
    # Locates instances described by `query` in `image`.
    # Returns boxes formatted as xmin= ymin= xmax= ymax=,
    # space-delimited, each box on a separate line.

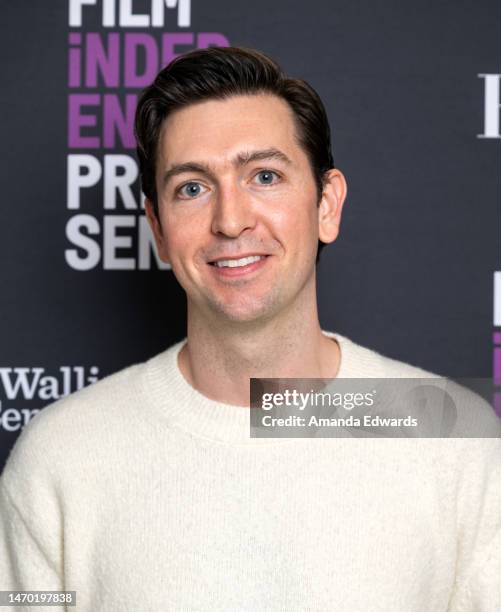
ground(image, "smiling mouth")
xmin=209 ymin=255 xmax=268 ymax=268
xmin=207 ymin=254 xmax=271 ymax=277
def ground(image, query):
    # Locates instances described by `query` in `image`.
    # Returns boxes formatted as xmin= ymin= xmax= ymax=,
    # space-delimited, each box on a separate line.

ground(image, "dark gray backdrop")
xmin=1 ymin=0 xmax=500 ymax=472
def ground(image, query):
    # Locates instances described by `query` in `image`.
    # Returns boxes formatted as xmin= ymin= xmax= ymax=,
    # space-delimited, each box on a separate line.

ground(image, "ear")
xmin=317 ymin=168 xmax=348 ymax=244
xmin=144 ymin=199 xmax=170 ymax=264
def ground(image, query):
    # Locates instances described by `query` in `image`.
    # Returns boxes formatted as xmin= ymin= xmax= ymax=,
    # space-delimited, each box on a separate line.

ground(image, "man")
xmin=1 ymin=47 xmax=500 ymax=611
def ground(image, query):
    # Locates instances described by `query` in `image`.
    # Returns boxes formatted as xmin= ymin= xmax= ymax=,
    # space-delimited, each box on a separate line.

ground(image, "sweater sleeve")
xmin=0 ymin=412 xmax=65 ymax=596
xmin=447 ymin=437 xmax=501 ymax=611
xmin=0 ymin=482 xmax=63 ymax=591
xmin=457 ymin=526 xmax=501 ymax=611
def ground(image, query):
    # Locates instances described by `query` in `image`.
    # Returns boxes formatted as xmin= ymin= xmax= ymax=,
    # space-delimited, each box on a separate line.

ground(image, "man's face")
xmin=147 ymin=93 xmax=337 ymax=324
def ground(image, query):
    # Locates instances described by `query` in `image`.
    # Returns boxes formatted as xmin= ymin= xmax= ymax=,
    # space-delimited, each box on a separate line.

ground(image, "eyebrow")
xmin=161 ymin=147 xmax=292 ymax=189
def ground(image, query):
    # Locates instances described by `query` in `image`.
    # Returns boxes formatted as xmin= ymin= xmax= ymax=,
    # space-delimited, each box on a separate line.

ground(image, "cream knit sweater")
xmin=0 ymin=331 xmax=500 ymax=611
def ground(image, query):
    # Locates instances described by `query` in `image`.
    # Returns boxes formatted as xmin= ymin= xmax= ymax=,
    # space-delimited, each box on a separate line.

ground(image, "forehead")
xmin=157 ymin=94 xmax=305 ymax=168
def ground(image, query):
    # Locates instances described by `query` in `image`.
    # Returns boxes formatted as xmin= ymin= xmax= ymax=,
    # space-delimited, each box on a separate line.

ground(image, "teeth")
xmin=214 ymin=255 xmax=265 ymax=268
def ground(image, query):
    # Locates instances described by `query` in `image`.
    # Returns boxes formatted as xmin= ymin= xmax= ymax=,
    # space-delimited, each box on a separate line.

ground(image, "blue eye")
xmin=256 ymin=170 xmax=279 ymax=185
xmin=178 ymin=182 xmax=205 ymax=199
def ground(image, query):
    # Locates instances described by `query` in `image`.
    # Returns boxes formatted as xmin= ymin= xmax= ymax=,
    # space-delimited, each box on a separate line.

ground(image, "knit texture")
xmin=0 ymin=330 xmax=500 ymax=611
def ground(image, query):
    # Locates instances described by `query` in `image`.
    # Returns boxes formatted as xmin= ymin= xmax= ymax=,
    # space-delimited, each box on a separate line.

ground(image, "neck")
xmin=178 ymin=295 xmax=340 ymax=407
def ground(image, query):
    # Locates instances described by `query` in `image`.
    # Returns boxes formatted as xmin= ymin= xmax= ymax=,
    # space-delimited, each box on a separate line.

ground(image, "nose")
xmin=210 ymin=179 xmax=257 ymax=238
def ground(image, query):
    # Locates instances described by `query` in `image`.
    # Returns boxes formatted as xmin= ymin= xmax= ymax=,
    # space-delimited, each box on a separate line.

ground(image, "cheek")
xmin=166 ymin=230 xmax=192 ymax=261
xmin=158 ymin=214 xmax=192 ymax=262
xmin=267 ymin=190 xmax=318 ymax=239
xmin=164 ymin=218 xmax=214 ymax=280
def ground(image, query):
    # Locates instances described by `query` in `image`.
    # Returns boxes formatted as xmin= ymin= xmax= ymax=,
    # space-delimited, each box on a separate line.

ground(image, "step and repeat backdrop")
xmin=1 ymin=0 xmax=500 ymax=471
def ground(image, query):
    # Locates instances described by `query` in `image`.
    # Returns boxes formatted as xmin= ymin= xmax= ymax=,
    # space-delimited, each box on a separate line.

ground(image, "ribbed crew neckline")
xmin=143 ymin=330 xmax=380 ymax=444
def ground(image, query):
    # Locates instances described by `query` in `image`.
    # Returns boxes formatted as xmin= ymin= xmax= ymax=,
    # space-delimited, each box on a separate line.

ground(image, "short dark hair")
xmin=134 ymin=46 xmax=335 ymax=264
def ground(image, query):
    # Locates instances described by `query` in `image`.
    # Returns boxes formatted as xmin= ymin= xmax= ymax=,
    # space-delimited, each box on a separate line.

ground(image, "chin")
xmin=216 ymin=307 xmax=270 ymax=324
xmin=210 ymin=298 xmax=279 ymax=325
